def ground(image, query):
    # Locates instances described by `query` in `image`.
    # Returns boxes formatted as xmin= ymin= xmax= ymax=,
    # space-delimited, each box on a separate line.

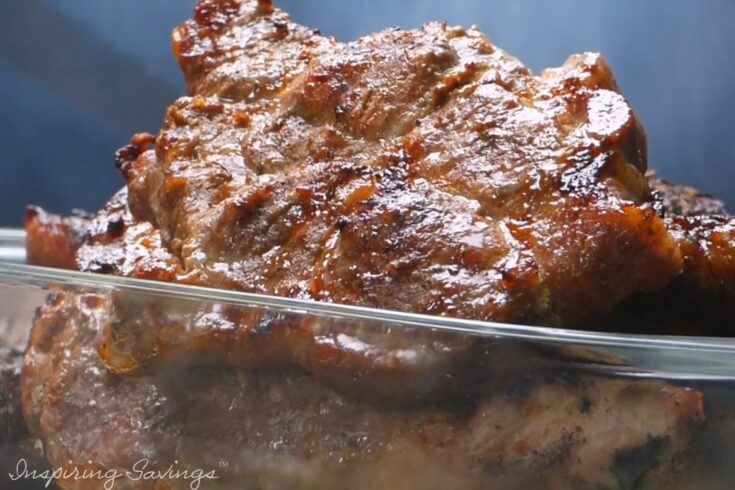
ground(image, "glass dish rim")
xmin=2 ymin=258 xmax=735 ymax=356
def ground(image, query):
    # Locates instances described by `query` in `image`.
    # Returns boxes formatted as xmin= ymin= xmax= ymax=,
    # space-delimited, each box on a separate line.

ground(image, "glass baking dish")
xmin=1 ymin=228 xmax=734 ymax=489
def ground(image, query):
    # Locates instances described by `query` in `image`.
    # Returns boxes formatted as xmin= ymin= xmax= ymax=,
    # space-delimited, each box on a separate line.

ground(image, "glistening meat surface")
xmin=18 ymin=1 xmax=735 ymax=487
xmin=91 ymin=0 xmax=682 ymax=387
xmin=600 ymin=177 xmax=735 ymax=335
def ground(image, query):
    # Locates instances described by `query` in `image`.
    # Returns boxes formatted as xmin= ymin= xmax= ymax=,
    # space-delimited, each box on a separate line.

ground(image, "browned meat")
xmin=75 ymin=187 xmax=181 ymax=282
xmin=92 ymin=0 xmax=684 ymax=387
xmin=24 ymin=207 xmax=91 ymax=269
xmin=17 ymin=1 xmax=735 ymax=488
xmin=658 ymin=189 xmax=735 ymax=314
xmin=156 ymin=2 xmax=679 ymax=324
xmin=601 ymin=177 xmax=735 ymax=335
xmin=650 ymin=176 xmax=729 ymax=217
xmin=22 ymin=291 xmax=704 ymax=490
xmin=72 ymin=170 xmax=507 ymax=404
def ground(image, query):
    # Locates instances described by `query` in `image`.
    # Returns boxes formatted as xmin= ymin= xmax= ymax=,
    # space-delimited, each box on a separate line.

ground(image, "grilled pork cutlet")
xmin=93 ymin=0 xmax=682 ymax=387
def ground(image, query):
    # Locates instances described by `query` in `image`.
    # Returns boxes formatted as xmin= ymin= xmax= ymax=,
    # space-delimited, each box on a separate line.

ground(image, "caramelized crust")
xmin=651 ymin=177 xmax=735 ymax=311
xmin=650 ymin=176 xmax=728 ymax=217
xmin=75 ymin=187 xmax=181 ymax=282
xmin=24 ymin=207 xmax=90 ymax=270
xmin=82 ymin=1 xmax=688 ymax=390
xmin=667 ymin=214 xmax=735 ymax=310
xmin=155 ymin=19 xmax=682 ymax=323
xmin=602 ymin=178 xmax=735 ymax=335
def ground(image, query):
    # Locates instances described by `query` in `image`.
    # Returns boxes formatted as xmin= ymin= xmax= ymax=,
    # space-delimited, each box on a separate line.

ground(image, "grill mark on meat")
xmin=157 ymin=21 xmax=499 ymax=248
xmin=283 ymin=24 xmax=482 ymax=142
xmin=397 ymin=51 xmax=674 ymax=323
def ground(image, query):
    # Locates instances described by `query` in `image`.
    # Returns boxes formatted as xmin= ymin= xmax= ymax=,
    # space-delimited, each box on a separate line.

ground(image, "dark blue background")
xmin=1 ymin=0 xmax=733 ymax=226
